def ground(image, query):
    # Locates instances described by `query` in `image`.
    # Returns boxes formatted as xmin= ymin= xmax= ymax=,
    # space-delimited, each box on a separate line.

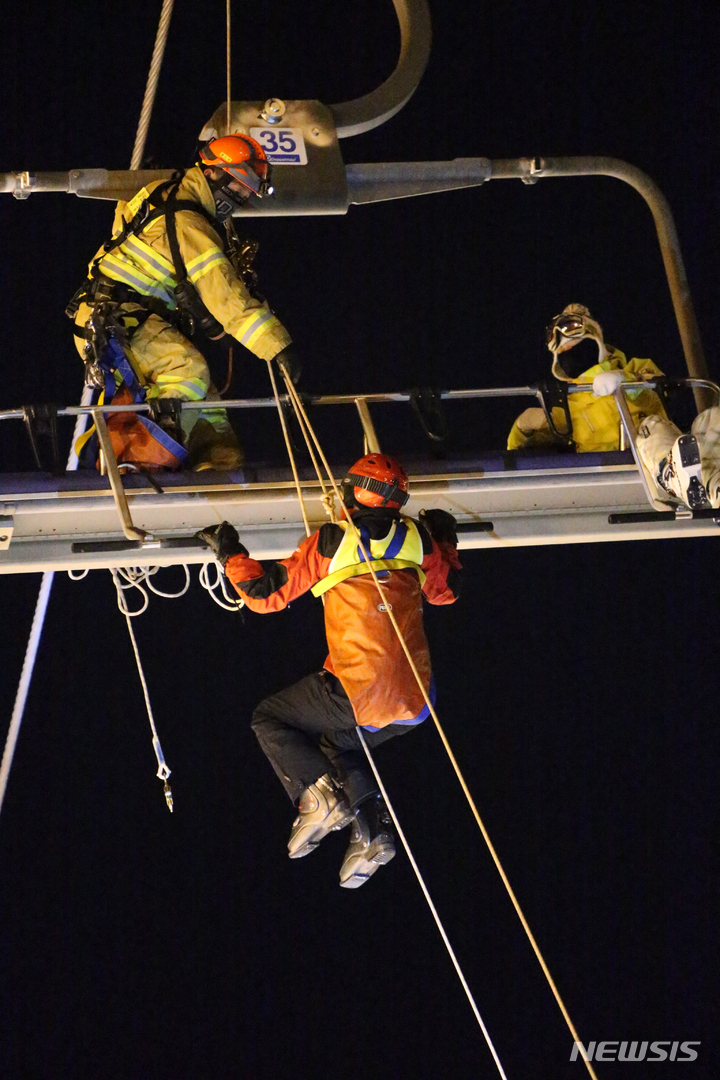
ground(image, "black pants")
xmin=251 ymin=671 xmax=416 ymax=807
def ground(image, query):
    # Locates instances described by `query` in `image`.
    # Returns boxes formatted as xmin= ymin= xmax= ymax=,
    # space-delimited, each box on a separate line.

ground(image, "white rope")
xmin=357 ymin=730 xmax=509 ymax=1078
xmin=111 ymin=569 xmax=173 ymax=811
xmin=0 ymin=572 xmax=56 ymax=817
xmin=109 ymin=564 xmax=191 ymax=617
xmin=199 ymin=561 xmax=245 ymax=611
xmin=130 ymin=0 xmax=175 ymax=171
xmin=0 ymin=387 xmax=94 ymax=822
xmin=112 ymin=568 xmax=150 ymax=616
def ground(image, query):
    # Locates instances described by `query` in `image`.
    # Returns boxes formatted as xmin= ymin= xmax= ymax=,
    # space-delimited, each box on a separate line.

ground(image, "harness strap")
xmin=357 ymin=521 xmax=407 ymax=563
xmin=311 ymin=559 xmax=426 ymax=598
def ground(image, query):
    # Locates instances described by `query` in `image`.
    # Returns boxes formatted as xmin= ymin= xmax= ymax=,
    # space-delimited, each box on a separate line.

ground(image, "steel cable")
xmin=130 ymin=0 xmax=175 ymax=171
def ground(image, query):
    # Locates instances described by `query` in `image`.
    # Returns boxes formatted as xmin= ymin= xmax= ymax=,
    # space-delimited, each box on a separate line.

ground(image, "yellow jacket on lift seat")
xmin=507 ymin=348 xmax=667 ymax=453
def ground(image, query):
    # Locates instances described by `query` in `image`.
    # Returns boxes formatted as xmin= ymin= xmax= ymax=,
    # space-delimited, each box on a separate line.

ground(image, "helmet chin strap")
xmin=207 ymin=175 xmax=248 ymax=220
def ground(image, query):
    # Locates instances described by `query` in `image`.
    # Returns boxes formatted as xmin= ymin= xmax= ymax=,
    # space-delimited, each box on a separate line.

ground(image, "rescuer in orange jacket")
xmin=199 ymin=454 xmax=461 ymax=888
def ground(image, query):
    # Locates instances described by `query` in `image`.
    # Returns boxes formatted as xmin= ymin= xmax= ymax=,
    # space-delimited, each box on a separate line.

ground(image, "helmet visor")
xmin=224 ymin=159 xmax=271 ymax=196
xmin=545 ymin=313 xmax=586 ymax=348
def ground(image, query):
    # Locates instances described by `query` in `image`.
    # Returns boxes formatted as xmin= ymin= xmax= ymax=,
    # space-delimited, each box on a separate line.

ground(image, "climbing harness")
xmin=74 ymin=332 xmax=188 ymax=471
xmin=269 ymin=359 xmax=600 ymax=1080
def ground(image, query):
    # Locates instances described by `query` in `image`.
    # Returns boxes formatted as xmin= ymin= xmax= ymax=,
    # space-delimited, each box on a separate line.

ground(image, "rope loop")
xmin=321 ymin=491 xmax=337 ymax=522
xmin=199 ymin=561 xmax=245 ymax=612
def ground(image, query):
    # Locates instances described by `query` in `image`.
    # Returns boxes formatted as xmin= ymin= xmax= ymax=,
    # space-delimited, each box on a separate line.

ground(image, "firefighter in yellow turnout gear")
xmin=507 ymin=304 xmax=667 ymax=453
xmin=71 ymin=135 xmax=298 ymax=470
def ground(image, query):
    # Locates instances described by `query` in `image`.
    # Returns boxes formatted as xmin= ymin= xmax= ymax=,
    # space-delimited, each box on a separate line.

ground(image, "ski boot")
xmin=657 ymin=434 xmax=710 ymax=509
xmin=288 ymin=774 xmax=353 ymax=860
xmin=339 ymin=795 xmax=396 ymax=889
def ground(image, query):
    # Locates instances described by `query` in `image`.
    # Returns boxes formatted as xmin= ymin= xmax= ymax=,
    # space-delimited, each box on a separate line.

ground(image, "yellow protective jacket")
xmin=507 ymin=348 xmax=667 ymax=453
xmin=76 ymin=167 xmax=291 ymax=362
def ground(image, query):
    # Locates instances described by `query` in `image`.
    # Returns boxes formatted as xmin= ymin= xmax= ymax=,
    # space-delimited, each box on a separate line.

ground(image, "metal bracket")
xmin=535 ymin=379 xmax=574 ymax=447
xmin=22 ymin=404 xmax=60 ymax=473
xmin=410 ymin=387 xmax=449 ymax=442
xmin=12 ymin=171 xmax=35 ymax=200
xmin=519 ymin=157 xmax=544 ymax=185
xmin=0 ymin=512 xmax=14 ymax=550
xmin=92 ymin=408 xmax=150 ymax=542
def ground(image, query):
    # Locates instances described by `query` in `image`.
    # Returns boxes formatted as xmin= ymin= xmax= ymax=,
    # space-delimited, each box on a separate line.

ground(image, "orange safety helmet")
xmin=198 ymin=134 xmax=273 ymax=198
xmin=344 ymin=454 xmax=410 ymax=509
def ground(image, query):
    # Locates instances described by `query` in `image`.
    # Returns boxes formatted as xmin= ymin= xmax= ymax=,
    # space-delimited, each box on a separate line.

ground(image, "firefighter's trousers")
xmin=125 ymin=313 xmax=232 ymax=437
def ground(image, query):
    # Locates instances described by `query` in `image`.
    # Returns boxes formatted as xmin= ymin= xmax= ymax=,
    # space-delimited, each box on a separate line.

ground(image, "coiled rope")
xmin=270 ymin=362 xmax=599 ymax=1080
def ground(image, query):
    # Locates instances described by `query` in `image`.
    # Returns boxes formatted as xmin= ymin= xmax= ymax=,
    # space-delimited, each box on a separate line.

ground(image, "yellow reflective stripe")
xmin=239 ymin=308 xmax=280 ymax=348
xmin=155 ymin=374 xmax=208 ymax=399
xmin=121 ymin=236 xmax=175 ymax=279
xmin=101 ymin=254 xmax=176 ymax=305
xmin=311 ymin=559 xmax=426 ymax=598
xmin=186 ymin=247 xmax=225 ymax=283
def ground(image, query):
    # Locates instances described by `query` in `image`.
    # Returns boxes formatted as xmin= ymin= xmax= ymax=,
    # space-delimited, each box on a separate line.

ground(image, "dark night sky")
xmin=1 ymin=2 xmax=719 ymax=1077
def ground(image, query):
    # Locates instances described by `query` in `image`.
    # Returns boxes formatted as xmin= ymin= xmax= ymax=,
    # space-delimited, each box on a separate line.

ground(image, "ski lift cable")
xmin=356 ymin=729 xmax=508 ymax=1079
xmin=0 ymin=390 xmax=94 ymax=822
xmin=277 ymin=370 xmax=600 ymax=1080
xmin=130 ymin=0 xmax=175 ymax=171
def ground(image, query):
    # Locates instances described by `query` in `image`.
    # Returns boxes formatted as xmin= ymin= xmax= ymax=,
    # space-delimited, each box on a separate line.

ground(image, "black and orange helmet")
xmin=198 ymin=134 xmax=273 ymax=198
xmin=344 ymin=454 xmax=410 ymax=509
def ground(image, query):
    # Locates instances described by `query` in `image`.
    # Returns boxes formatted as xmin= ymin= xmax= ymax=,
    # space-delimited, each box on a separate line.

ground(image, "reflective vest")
xmin=311 ymin=517 xmax=425 ymax=598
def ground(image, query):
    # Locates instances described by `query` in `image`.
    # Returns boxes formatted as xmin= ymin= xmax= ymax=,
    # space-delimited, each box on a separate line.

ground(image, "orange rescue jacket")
xmin=224 ymin=512 xmax=461 ymax=729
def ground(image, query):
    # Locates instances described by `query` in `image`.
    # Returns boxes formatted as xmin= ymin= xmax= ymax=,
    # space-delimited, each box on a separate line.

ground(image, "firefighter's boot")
xmin=187 ymin=417 xmax=243 ymax=471
xmin=288 ymin=774 xmax=353 ymax=860
xmin=339 ymin=795 xmax=396 ymax=889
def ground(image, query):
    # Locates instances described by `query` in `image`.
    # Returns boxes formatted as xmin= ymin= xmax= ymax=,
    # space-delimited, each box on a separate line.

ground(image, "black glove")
xmin=419 ymin=508 xmax=458 ymax=546
xmin=275 ymin=345 xmax=302 ymax=386
xmin=196 ymin=521 xmax=248 ymax=566
xmin=148 ymin=398 xmax=183 ymax=439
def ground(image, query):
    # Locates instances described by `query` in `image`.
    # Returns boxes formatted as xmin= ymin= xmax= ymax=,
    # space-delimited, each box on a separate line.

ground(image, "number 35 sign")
xmin=249 ymin=128 xmax=308 ymax=165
